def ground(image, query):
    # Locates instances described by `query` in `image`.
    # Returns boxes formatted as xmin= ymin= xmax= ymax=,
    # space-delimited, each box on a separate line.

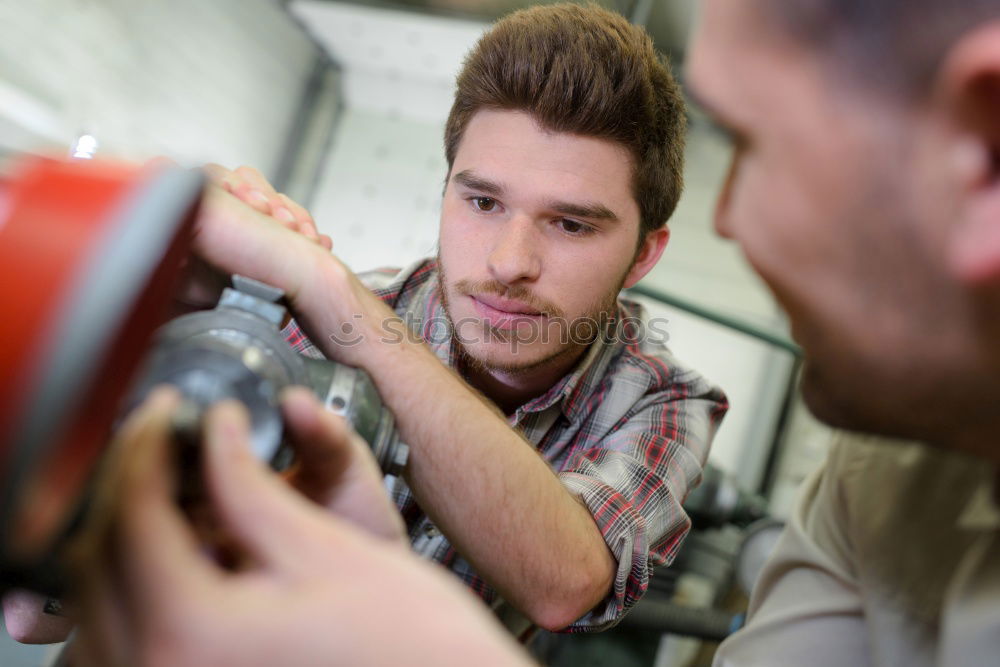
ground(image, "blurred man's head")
xmin=436 ymin=5 xmax=683 ymax=378
xmin=688 ymin=1 xmax=1000 ymax=457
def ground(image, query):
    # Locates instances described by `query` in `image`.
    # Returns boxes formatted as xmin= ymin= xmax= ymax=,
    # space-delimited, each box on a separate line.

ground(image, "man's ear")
xmin=941 ymin=21 xmax=1000 ymax=285
xmin=623 ymin=227 xmax=670 ymax=288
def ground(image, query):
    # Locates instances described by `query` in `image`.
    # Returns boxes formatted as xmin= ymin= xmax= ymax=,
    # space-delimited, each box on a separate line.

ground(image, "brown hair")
xmin=444 ymin=3 xmax=686 ymax=238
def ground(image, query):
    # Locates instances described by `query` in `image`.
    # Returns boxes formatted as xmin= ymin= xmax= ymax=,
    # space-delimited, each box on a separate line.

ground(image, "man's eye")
xmin=472 ymin=197 xmax=497 ymax=212
xmin=558 ymin=219 xmax=591 ymax=235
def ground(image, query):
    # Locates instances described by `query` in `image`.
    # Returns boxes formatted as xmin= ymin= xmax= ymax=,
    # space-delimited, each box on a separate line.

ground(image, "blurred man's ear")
xmin=941 ymin=21 xmax=1000 ymax=285
xmin=623 ymin=227 xmax=670 ymax=288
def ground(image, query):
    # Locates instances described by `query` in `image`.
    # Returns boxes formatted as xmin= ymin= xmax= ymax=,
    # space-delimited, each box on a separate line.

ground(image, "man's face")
xmin=687 ymin=1 xmax=995 ymax=441
xmin=437 ymin=110 xmax=652 ymax=376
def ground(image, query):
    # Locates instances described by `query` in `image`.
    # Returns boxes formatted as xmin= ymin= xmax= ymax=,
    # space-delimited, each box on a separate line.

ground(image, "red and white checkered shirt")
xmin=284 ymin=259 xmax=728 ymax=631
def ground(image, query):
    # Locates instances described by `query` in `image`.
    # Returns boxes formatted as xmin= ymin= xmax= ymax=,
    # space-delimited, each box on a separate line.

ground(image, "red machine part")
xmin=0 ymin=158 xmax=202 ymax=563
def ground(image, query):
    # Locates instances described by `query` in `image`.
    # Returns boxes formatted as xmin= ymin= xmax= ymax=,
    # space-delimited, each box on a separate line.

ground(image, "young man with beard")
xmin=683 ymin=1 xmax=1000 ymax=665
xmin=278 ymin=2 xmax=729 ymax=634
xmin=3 ymin=3 xmax=727 ymax=647
xmin=273 ymin=4 xmax=727 ymax=635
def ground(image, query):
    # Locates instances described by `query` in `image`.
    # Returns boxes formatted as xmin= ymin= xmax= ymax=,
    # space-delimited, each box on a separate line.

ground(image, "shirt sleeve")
xmin=557 ymin=389 xmax=725 ymax=632
xmin=713 ymin=441 xmax=870 ymax=667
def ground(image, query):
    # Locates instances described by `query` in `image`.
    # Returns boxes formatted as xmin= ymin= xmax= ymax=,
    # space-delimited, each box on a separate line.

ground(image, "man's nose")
xmin=487 ymin=216 xmax=542 ymax=285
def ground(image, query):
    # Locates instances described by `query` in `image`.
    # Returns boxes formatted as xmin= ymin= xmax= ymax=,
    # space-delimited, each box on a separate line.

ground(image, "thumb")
xmin=281 ymin=388 xmax=407 ymax=544
xmin=279 ymin=387 xmax=354 ymax=502
xmin=200 ymin=401 xmax=335 ymax=573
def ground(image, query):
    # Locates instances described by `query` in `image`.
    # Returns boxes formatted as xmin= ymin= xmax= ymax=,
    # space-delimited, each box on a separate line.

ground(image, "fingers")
xmin=202 ymin=162 xmax=232 ymax=188
xmin=110 ymin=390 xmax=220 ymax=611
xmin=202 ymin=164 xmax=270 ymax=214
xmin=276 ymin=193 xmax=321 ymax=243
xmin=213 ymin=166 xmax=272 ymax=214
xmin=1 ymin=590 xmax=74 ymax=644
xmin=200 ymin=401 xmax=335 ymax=572
xmin=280 ymin=388 xmax=407 ymax=544
xmin=232 ymin=166 xmax=279 ymax=217
xmin=201 ymin=164 xmax=330 ymax=249
xmin=234 ymin=165 xmax=279 ymax=200
xmin=279 ymin=388 xmax=353 ymax=501
xmin=72 ymin=388 xmax=215 ymax=666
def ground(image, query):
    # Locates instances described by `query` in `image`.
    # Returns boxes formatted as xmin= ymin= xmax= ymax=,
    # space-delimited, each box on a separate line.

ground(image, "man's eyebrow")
xmin=546 ymin=199 xmax=619 ymax=222
xmin=452 ymin=170 xmax=506 ymax=197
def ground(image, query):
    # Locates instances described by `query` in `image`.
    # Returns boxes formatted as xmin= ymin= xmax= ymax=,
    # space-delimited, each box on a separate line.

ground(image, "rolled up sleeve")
xmin=558 ymin=391 xmax=725 ymax=631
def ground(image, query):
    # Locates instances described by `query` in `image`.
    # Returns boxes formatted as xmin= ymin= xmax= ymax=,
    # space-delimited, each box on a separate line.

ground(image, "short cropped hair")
xmin=445 ymin=3 xmax=686 ymax=238
xmin=760 ymin=0 xmax=1000 ymax=99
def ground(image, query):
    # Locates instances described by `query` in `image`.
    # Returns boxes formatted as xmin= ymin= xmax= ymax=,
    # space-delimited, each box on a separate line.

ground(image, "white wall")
xmin=0 ymin=0 xmax=320 ymax=175
xmin=291 ymin=0 xmax=484 ymax=269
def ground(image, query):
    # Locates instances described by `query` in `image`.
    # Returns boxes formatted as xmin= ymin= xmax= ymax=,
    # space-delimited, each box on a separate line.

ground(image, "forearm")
xmin=391 ymin=348 xmax=613 ymax=628
xmin=353 ymin=321 xmax=615 ymax=629
xmin=266 ymin=255 xmax=615 ymax=628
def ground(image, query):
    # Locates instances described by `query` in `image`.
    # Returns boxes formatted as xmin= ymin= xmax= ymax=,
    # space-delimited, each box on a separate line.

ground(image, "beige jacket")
xmin=715 ymin=435 xmax=1000 ymax=667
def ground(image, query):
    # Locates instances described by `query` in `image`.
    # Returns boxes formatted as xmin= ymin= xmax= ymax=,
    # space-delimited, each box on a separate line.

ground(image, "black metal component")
xmin=684 ymin=464 xmax=769 ymax=530
xmin=131 ymin=275 xmax=408 ymax=479
xmin=621 ymin=599 xmax=745 ymax=642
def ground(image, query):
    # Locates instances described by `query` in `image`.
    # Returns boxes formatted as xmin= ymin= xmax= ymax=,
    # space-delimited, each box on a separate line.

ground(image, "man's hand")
xmin=203 ymin=164 xmax=332 ymax=250
xmin=2 ymin=386 xmax=407 ymax=647
xmin=279 ymin=386 xmax=406 ymax=544
xmin=69 ymin=390 xmax=529 ymax=667
xmin=170 ymin=162 xmax=332 ymax=312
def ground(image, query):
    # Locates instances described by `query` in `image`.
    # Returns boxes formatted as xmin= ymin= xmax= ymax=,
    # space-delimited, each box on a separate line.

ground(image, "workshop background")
xmin=0 ymin=1 xmax=837 ymax=665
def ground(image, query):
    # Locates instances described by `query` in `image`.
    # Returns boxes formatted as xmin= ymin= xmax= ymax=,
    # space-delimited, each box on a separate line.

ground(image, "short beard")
xmin=435 ymin=254 xmax=626 ymax=377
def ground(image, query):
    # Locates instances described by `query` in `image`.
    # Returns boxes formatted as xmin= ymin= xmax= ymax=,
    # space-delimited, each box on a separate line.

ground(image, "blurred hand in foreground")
xmin=70 ymin=389 xmax=530 ymax=667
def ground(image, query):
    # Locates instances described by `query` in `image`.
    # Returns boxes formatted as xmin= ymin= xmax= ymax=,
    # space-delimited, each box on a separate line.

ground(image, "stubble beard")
xmin=435 ymin=256 xmax=625 ymax=378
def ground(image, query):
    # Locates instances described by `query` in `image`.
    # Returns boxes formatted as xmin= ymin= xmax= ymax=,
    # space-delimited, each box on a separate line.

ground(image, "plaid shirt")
xmin=285 ymin=259 xmax=728 ymax=631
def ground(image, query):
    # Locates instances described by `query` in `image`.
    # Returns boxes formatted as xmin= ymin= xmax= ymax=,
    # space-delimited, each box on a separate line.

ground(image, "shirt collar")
xmin=516 ymin=331 xmax=610 ymax=419
xmin=517 ymin=308 xmax=629 ymax=422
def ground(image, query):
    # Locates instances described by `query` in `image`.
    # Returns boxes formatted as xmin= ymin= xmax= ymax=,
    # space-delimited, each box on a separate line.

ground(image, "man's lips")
xmin=469 ymin=295 xmax=546 ymax=332
xmin=471 ymin=294 xmax=544 ymax=316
